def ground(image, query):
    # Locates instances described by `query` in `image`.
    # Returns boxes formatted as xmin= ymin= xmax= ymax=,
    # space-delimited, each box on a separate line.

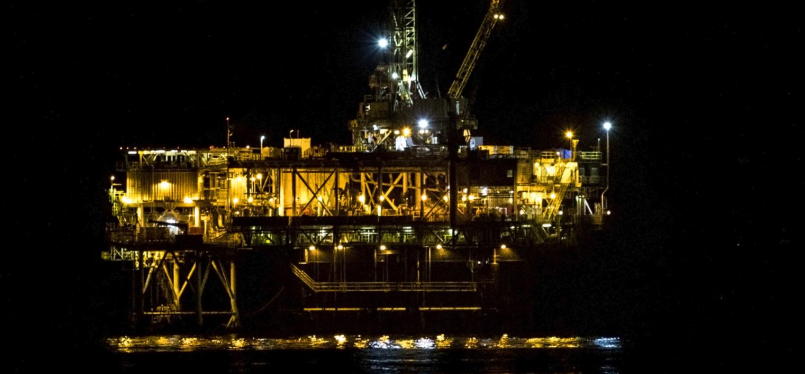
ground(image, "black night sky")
xmin=8 ymin=0 xmax=802 ymax=371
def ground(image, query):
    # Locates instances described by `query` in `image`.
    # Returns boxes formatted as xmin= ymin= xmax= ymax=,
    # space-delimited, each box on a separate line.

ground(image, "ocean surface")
xmin=98 ymin=334 xmax=625 ymax=373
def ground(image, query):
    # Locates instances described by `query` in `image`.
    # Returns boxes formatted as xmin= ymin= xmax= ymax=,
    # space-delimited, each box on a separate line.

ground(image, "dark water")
xmin=99 ymin=334 xmax=624 ymax=373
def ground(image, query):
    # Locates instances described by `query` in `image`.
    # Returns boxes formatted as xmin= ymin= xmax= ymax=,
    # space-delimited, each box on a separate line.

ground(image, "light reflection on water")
xmin=108 ymin=334 xmax=621 ymax=352
xmin=105 ymin=334 xmax=623 ymax=373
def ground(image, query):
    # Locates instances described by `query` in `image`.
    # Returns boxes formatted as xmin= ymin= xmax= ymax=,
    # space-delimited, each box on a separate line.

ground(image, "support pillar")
xmin=229 ymin=261 xmax=240 ymax=328
xmin=292 ymin=167 xmax=297 ymax=217
xmin=196 ymin=252 xmax=203 ymax=327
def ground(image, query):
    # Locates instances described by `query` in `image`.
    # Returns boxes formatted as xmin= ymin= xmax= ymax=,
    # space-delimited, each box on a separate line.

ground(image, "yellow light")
xmin=380 ymin=245 xmax=387 ymax=250
xmin=566 ymin=131 xmax=573 ymax=139
xmin=233 ymin=197 xmax=239 ymax=204
xmin=160 ymin=180 xmax=169 ymax=189
xmin=337 ymin=244 xmax=344 ymax=250
xmin=358 ymin=195 xmax=365 ymax=204
xmin=256 ymin=173 xmax=262 ymax=180
xmin=421 ymin=194 xmax=427 ymax=201
xmin=500 ymin=244 xmax=507 ymax=249
xmin=250 ymin=177 xmax=256 ymax=182
xmin=317 ymin=196 xmax=323 ymax=202
xmin=183 ymin=197 xmax=193 ymax=204
xmin=462 ymin=196 xmax=467 ymax=201
xmin=443 ymin=195 xmax=449 ymax=202
xmin=269 ymin=198 xmax=274 ymax=203
xmin=403 ymin=128 xmax=411 ymax=136
xmin=379 ymin=195 xmax=385 ymax=201
xmin=121 ymin=197 xmax=132 ymax=204
xmin=550 ymin=193 xmax=556 ymax=199
xmin=530 ymin=192 xmax=537 ymax=200
xmin=309 ymin=245 xmax=316 ymax=251
xmin=436 ymin=244 xmax=442 ymax=249
xmin=110 ymin=176 xmax=115 ymax=181
xmin=247 ymin=197 xmax=253 ymax=203
xmin=468 ymin=195 xmax=476 ymax=201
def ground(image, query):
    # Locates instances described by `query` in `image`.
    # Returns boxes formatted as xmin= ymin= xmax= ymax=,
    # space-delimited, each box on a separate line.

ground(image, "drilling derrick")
xmin=351 ymin=0 xmax=504 ymax=152
xmin=352 ymin=0 xmax=432 ymax=152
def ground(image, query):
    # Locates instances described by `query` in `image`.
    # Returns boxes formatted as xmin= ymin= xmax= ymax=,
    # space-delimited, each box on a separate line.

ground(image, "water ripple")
xmin=107 ymin=334 xmax=621 ymax=353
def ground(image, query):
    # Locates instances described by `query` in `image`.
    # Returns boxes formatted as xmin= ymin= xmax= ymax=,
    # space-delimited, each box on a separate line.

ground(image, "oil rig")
xmin=103 ymin=0 xmax=612 ymax=333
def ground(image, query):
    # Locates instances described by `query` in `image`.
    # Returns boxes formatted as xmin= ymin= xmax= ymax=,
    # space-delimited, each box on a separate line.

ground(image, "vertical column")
xmin=334 ymin=169 xmax=340 ymax=216
xmin=377 ymin=165 xmax=382 ymax=217
xmin=196 ymin=253 xmax=203 ymax=327
xmin=416 ymin=250 xmax=420 ymax=283
xmin=131 ymin=251 xmax=141 ymax=328
xmin=448 ymin=116 xmax=458 ymax=228
xmin=418 ymin=172 xmax=424 ymax=219
xmin=136 ymin=205 xmax=144 ymax=237
xmin=360 ymin=172 xmax=366 ymax=215
xmin=291 ymin=167 xmax=297 ymax=217
xmin=403 ymin=172 xmax=408 ymax=216
xmin=138 ymin=251 xmax=145 ymax=319
xmin=277 ymin=168 xmax=283 ymax=217
xmin=229 ymin=261 xmax=240 ymax=328
xmin=173 ymin=258 xmax=180 ymax=309
xmin=513 ymin=177 xmax=518 ymax=222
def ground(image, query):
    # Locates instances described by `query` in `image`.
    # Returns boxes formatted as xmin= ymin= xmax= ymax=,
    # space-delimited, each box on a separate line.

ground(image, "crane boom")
xmin=446 ymin=0 xmax=504 ymax=100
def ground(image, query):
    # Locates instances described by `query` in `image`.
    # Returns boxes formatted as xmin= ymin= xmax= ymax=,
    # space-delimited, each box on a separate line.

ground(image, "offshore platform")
xmin=103 ymin=0 xmax=612 ymax=333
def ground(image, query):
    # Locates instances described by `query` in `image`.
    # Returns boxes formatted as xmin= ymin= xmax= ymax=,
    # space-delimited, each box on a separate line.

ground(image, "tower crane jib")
xmin=447 ymin=0 xmax=504 ymax=102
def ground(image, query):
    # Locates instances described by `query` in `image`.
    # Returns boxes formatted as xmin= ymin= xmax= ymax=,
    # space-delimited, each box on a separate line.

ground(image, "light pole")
xmin=226 ymin=117 xmax=231 ymax=219
xmin=226 ymin=117 xmax=231 ymax=149
xmin=109 ymin=176 xmax=116 ymax=202
xmin=601 ymin=121 xmax=612 ymax=210
xmin=565 ymin=131 xmax=573 ymax=160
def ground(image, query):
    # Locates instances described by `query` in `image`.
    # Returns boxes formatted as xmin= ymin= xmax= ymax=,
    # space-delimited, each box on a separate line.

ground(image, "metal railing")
xmin=290 ymin=264 xmax=483 ymax=292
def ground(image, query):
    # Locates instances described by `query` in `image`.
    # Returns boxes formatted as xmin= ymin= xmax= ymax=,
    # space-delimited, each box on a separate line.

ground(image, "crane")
xmin=445 ymin=0 xmax=504 ymax=145
xmin=446 ymin=0 xmax=505 ymax=103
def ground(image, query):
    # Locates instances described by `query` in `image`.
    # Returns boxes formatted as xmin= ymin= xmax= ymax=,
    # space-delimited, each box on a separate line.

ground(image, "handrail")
xmin=290 ymin=264 xmax=485 ymax=292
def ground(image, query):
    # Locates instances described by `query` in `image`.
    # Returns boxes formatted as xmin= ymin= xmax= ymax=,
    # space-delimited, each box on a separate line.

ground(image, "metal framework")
xmin=104 ymin=244 xmax=241 ymax=329
xmin=102 ymin=0 xmax=611 ymax=331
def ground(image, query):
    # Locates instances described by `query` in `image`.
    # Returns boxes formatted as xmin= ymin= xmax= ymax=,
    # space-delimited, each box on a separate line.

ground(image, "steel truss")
xmin=117 ymin=246 xmax=241 ymax=330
